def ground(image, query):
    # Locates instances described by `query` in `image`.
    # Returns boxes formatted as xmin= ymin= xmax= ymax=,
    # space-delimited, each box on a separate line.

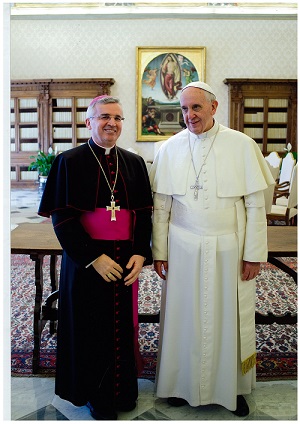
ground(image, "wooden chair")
xmin=274 ymin=162 xmax=297 ymax=206
xmin=267 ymin=163 xmax=297 ymax=225
xmin=42 ymin=289 xmax=161 ymax=337
xmin=265 ymin=151 xmax=282 ymax=177
xmin=265 ymin=156 xmax=281 ymax=183
xmin=273 ymin=153 xmax=296 ymax=203
xmin=277 ymin=151 xmax=295 ymax=187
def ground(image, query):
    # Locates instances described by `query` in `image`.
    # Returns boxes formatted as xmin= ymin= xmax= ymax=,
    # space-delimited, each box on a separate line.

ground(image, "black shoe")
xmin=232 ymin=395 xmax=249 ymax=417
xmin=167 ymin=397 xmax=188 ymax=407
xmin=116 ymin=401 xmax=136 ymax=412
xmin=87 ymin=401 xmax=118 ymax=420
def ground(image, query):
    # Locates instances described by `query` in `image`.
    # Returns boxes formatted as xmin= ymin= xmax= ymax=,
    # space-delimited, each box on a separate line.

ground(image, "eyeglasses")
xmin=89 ymin=114 xmax=125 ymax=122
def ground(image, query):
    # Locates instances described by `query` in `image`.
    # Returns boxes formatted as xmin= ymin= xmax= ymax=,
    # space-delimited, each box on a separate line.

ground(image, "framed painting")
xmin=136 ymin=46 xmax=206 ymax=142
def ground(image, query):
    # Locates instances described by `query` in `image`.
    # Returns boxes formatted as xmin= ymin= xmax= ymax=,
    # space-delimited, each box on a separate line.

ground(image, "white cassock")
xmin=149 ymin=121 xmax=275 ymax=411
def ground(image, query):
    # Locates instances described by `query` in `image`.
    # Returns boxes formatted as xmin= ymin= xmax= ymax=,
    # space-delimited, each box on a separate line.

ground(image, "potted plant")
xmin=28 ymin=147 xmax=57 ymax=190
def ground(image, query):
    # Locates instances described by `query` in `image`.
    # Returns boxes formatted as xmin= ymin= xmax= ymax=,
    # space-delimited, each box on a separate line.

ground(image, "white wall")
xmin=3 ymin=4 xmax=12 ymax=420
xmin=10 ymin=17 xmax=297 ymax=163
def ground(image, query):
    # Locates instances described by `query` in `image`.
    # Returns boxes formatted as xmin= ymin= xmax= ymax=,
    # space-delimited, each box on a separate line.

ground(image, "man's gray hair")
xmin=86 ymin=96 xmax=121 ymax=119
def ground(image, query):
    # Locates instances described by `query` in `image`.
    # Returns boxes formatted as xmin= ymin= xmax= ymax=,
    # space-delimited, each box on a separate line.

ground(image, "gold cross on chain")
xmin=106 ymin=200 xmax=120 ymax=221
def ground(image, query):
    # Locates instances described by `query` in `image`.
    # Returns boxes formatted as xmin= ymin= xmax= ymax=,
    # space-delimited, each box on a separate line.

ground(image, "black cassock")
xmin=38 ymin=140 xmax=153 ymax=409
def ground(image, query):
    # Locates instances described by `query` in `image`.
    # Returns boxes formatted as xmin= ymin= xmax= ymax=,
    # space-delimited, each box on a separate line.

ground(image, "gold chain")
xmin=88 ymin=140 xmax=119 ymax=201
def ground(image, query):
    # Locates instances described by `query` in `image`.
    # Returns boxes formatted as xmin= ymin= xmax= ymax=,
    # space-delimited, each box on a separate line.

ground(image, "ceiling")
xmin=10 ymin=1 xmax=298 ymax=19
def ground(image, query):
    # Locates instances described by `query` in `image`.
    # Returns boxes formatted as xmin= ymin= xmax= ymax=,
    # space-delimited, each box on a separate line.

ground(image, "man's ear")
xmin=85 ymin=118 xmax=92 ymax=129
xmin=212 ymin=100 xmax=218 ymax=115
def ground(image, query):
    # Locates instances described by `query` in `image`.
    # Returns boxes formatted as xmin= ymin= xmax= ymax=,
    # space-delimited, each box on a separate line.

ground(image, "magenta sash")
xmin=80 ymin=208 xmax=133 ymax=240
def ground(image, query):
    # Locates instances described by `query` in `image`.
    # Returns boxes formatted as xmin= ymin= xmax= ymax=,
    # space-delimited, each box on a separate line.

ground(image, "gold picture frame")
xmin=136 ymin=46 xmax=206 ymax=142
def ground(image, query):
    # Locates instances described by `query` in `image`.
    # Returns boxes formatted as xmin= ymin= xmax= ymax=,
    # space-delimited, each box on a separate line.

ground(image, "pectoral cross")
xmin=106 ymin=200 xmax=120 ymax=221
xmin=190 ymin=178 xmax=203 ymax=200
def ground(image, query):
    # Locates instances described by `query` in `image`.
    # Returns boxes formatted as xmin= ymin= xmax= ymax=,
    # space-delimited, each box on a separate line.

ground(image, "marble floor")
xmin=9 ymin=188 xmax=298 ymax=421
xmin=10 ymin=377 xmax=298 ymax=421
xmin=11 ymin=187 xmax=46 ymax=229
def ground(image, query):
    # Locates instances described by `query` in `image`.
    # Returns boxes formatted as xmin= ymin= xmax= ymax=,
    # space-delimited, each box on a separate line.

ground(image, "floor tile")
xmin=17 ymin=404 xmax=68 ymax=421
xmin=11 ymin=377 xmax=56 ymax=420
xmin=11 ymin=376 xmax=297 ymax=421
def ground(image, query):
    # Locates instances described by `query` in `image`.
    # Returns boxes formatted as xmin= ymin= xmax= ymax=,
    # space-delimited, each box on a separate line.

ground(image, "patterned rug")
xmin=11 ymin=255 xmax=297 ymax=381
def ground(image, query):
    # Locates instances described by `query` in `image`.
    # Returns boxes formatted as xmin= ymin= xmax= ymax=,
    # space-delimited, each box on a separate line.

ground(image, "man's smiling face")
xmin=86 ymin=102 xmax=124 ymax=148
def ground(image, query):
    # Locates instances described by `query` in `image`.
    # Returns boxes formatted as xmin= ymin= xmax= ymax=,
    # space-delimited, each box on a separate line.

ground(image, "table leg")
xmin=30 ymin=253 xmax=44 ymax=374
xmin=49 ymin=255 xmax=58 ymax=334
xmin=50 ymin=255 xmax=58 ymax=293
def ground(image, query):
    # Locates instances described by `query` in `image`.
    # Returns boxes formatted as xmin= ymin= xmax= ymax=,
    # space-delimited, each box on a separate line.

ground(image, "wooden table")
xmin=267 ymin=226 xmax=297 ymax=281
xmin=11 ymin=223 xmax=62 ymax=374
xmin=11 ymin=223 xmax=297 ymax=373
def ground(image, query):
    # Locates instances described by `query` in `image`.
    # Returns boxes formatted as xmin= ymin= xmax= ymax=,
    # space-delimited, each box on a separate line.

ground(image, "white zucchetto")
xmin=181 ymin=81 xmax=216 ymax=97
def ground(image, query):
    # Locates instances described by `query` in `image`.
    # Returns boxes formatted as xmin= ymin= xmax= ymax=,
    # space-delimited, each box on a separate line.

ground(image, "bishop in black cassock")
xmin=38 ymin=96 xmax=153 ymax=420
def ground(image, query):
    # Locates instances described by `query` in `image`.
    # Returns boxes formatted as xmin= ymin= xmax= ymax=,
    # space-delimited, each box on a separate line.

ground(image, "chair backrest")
xmin=265 ymin=160 xmax=281 ymax=181
xmin=287 ymin=163 xmax=297 ymax=209
xmin=265 ymin=151 xmax=282 ymax=170
xmin=278 ymin=152 xmax=296 ymax=185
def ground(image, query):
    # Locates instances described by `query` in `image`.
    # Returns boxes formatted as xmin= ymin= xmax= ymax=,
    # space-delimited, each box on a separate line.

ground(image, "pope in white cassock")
xmin=149 ymin=81 xmax=275 ymax=417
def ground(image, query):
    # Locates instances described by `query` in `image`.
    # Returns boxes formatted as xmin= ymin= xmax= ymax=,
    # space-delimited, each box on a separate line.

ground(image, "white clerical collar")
xmin=94 ymin=141 xmax=116 ymax=155
xmin=103 ymin=147 xmax=113 ymax=155
xmin=189 ymin=120 xmax=219 ymax=141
